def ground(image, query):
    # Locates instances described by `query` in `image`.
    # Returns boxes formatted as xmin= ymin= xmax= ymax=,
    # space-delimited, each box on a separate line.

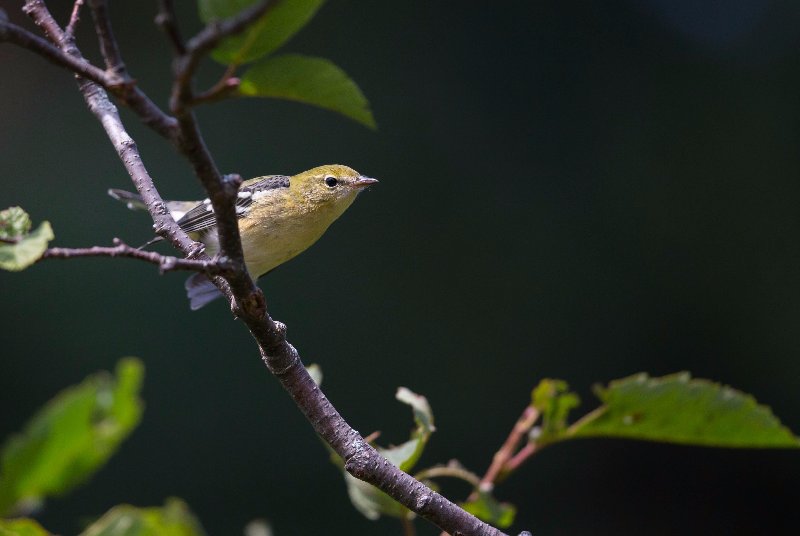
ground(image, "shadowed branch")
xmin=11 ymin=1 xmax=516 ymax=534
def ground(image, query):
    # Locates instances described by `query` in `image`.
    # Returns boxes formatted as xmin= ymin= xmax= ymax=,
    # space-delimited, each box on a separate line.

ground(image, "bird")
xmin=109 ymin=164 xmax=377 ymax=309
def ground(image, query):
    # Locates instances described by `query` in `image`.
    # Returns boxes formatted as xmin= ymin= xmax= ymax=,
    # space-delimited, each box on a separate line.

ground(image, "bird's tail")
xmin=185 ymin=273 xmax=223 ymax=310
xmin=108 ymin=188 xmax=163 ymax=248
xmin=108 ymin=188 xmax=148 ymax=211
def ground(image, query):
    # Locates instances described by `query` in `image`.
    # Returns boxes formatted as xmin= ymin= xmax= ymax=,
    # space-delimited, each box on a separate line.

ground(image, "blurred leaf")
xmin=342 ymin=388 xmax=435 ymax=520
xmin=530 ymin=378 xmax=580 ymax=444
xmin=342 ymin=474 xmax=409 ymax=521
xmin=0 ymin=207 xmax=53 ymax=272
xmin=460 ymin=492 xmax=516 ymax=529
xmin=305 ymin=364 xmax=323 ymax=386
xmin=199 ymin=0 xmax=325 ymax=65
xmin=79 ymin=498 xmax=205 ymax=536
xmin=0 ymin=518 xmax=50 ymax=536
xmin=239 ymin=54 xmax=376 ymax=128
xmin=0 ymin=359 xmax=144 ymax=516
xmin=0 ymin=207 xmax=31 ymax=239
xmin=243 ymin=519 xmax=272 ymax=536
xmin=568 ymin=372 xmax=800 ymax=448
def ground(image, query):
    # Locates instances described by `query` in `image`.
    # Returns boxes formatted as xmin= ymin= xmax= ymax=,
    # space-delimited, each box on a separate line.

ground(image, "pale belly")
xmin=198 ymin=207 xmax=340 ymax=279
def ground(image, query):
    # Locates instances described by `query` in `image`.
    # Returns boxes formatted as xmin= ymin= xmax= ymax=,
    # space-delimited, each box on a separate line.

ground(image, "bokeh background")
xmin=2 ymin=1 xmax=800 ymax=534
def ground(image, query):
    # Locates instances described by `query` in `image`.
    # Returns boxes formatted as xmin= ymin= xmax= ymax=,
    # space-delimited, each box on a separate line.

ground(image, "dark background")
xmin=2 ymin=1 xmax=799 ymax=534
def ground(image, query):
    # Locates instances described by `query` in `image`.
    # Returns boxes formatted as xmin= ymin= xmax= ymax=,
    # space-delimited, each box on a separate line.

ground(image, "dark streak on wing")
xmin=176 ymin=175 xmax=290 ymax=234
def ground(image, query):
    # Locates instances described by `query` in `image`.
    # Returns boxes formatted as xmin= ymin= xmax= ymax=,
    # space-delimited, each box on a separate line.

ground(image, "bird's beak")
xmin=353 ymin=176 xmax=379 ymax=189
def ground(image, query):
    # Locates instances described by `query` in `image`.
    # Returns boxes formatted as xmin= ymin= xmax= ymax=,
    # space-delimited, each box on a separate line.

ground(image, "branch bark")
xmin=13 ymin=2 xmax=515 ymax=534
xmin=41 ymin=239 xmax=233 ymax=275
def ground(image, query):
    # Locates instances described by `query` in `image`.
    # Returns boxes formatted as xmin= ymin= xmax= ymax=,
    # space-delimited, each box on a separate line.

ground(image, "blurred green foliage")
xmin=0 ymin=207 xmax=53 ymax=272
xmin=0 ymin=359 xmax=143 ymax=516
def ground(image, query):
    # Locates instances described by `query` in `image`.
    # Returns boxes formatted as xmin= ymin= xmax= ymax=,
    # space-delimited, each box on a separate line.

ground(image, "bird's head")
xmin=290 ymin=165 xmax=377 ymax=209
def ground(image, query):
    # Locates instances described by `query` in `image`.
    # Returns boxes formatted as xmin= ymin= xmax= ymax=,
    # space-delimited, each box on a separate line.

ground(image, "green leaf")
xmin=460 ymin=492 xmax=516 ymax=529
xmin=380 ymin=388 xmax=435 ymax=472
xmin=79 ymin=498 xmax=205 ymax=536
xmin=0 ymin=207 xmax=31 ymax=239
xmin=199 ymin=0 xmax=325 ymax=65
xmin=0 ymin=518 xmax=50 ymax=536
xmin=0 ymin=359 xmax=144 ymax=516
xmin=530 ymin=378 xmax=580 ymax=444
xmin=240 ymin=54 xmax=376 ymax=128
xmin=568 ymin=372 xmax=800 ymax=448
xmin=342 ymin=474 xmax=409 ymax=521
xmin=0 ymin=207 xmax=54 ymax=272
xmin=341 ymin=388 xmax=435 ymax=520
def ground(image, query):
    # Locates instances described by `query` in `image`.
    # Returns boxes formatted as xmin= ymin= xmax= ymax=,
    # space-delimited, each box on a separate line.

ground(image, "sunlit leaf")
xmin=0 ymin=207 xmax=31 ymax=239
xmin=0 ymin=207 xmax=53 ymax=272
xmin=240 ymin=54 xmax=376 ymax=128
xmin=199 ymin=0 xmax=325 ymax=65
xmin=380 ymin=388 xmax=435 ymax=472
xmin=0 ymin=517 xmax=50 ymax=536
xmin=79 ymin=498 xmax=205 ymax=536
xmin=0 ymin=359 xmax=144 ymax=516
xmin=460 ymin=492 xmax=516 ymax=529
xmin=568 ymin=372 xmax=800 ymax=448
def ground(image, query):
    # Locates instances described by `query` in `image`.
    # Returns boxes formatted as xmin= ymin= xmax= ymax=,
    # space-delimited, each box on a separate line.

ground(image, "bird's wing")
xmin=176 ymin=175 xmax=290 ymax=234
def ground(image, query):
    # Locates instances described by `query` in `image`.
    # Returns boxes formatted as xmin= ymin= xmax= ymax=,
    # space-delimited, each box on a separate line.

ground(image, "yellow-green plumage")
xmin=110 ymin=164 xmax=376 ymax=309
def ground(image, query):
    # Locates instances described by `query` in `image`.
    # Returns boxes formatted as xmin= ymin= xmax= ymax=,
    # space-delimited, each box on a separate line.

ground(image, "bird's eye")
xmin=324 ymin=176 xmax=338 ymax=188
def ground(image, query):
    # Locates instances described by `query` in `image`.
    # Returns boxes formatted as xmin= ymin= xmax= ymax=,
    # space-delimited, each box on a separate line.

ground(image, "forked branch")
xmin=9 ymin=2 xmax=516 ymax=534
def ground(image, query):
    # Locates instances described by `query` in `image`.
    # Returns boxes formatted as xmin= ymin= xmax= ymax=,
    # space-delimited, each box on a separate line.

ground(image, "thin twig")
xmin=40 ymin=239 xmax=232 ymax=275
xmin=503 ymin=443 xmax=538 ymax=474
xmin=471 ymin=406 xmax=539 ymax=498
xmin=166 ymin=3 xmax=278 ymax=316
xmin=191 ymin=65 xmax=240 ymax=106
xmin=0 ymin=19 xmax=111 ymax=87
xmin=155 ymin=0 xmax=185 ymax=55
xmin=64 ymin=0 xmax=84 ymax=39
xmin=15 ymin=0 xmax=176 ymax=138
xmin=17 ymin=2 xmax=509 ymax=534
xmin=87 ymin=0 xmax=125 ymax=75
xmin=22 ymin=0 xmax=194 ymax=255
xmin=415 ymin=463 xmax=483 ymax=488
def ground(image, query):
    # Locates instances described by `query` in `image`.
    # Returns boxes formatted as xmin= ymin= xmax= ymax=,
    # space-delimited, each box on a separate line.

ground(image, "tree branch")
xmin=18 ymin=2 xmax=513 ymax=534
xmin=87 ymin=0 xmax=125 ymax=75
xmin=476 ymin=406 xmax=539 ymax=494
xmin=155 ymin=0 xmax=185 ymax=56
xmin=164 ymin=2 xmax=278 ymax=316
xmin=40 ymin=239 xmax=232 ymax=275
xmin=64 ymin=0 xmax=85 ymax=39
xmin=22 ymin=0 xmax=193 ymax=256
xmin=0 ymin=18 xmax=110 ymax=87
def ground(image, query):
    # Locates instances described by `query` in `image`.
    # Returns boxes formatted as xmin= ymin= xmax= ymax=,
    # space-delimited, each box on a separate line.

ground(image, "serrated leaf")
xmin=0 ymin=359 xmax=144 ymax=516
xmin=530 ymin=378 xmax=580 ymax=444
xmin=199 ymin=0 xmax=325 ymax=65
xmin=460 ymin=492 xmax=516 ymax=529
xmin=0 ymin=207 xmax=53 ymax=272
xmin=341 ymin=388 xmax=435 ymax=520
xmin=568 ymin=372 xmax=800 ymax=448
xmin=79 ymin=498 xmax=205 ymax=536
xmin=240 ymin=54 xmax=376 ymax=128
xmin=0 ymin=518 xmax=50 ymax=536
